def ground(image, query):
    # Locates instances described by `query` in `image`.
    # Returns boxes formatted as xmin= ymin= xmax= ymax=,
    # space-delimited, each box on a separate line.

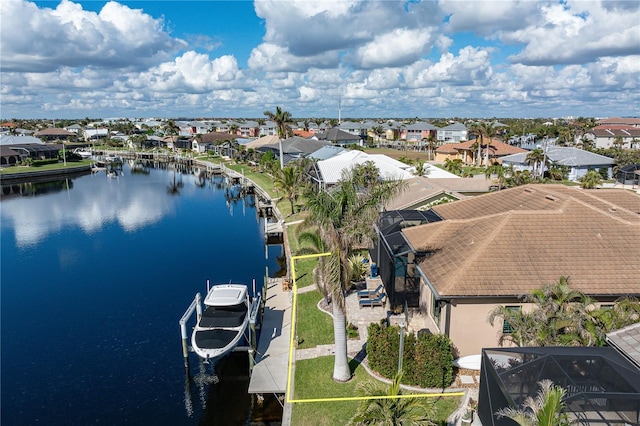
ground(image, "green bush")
xmin=367 ymin=323 xmax=454 ymax=389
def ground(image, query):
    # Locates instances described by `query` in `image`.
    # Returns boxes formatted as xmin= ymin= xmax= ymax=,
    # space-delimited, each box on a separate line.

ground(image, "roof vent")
xmin=545 ymin=195 xmax=556 ymax=201
xmin=524 ymin=188 xmax=535 ymax=193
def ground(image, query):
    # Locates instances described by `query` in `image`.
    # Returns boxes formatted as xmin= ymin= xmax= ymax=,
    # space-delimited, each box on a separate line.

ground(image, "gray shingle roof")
xmin=501 ymin=147 xmax=615 ymax=166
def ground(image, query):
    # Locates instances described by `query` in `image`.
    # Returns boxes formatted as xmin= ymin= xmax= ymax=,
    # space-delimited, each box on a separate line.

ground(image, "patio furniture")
xmin=359 ymin=293 xmax=386 ymax=308
xmin=357 ymin=284 xmax=384 ymax=299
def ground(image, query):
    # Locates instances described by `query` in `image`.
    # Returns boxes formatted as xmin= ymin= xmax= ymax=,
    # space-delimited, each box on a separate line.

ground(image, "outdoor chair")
xmin=359 ymin=293 xmax=386 ymax=308
xmin=357 ymin=284 xmax=384 ymax=299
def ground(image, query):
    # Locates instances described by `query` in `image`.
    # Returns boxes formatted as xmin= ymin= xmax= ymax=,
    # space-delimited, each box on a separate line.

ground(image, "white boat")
xmin=73 ymin=148 xmax=93 ymax=159
xmin=191 ymin=283 xmax=250 ymax=360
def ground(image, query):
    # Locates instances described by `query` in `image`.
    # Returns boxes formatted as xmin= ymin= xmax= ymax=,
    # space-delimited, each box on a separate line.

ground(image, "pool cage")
xmin=478 ymin=347 xmax=640 ymax=425
xmin=370 ymin=210 xmax=442 ymax=308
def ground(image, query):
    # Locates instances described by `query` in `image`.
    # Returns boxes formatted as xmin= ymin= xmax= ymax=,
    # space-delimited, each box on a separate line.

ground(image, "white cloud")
xmin=1 ymin=0 xmax=638 ymax=119
xmin=0 ymin=0 xmax=186 ymax=72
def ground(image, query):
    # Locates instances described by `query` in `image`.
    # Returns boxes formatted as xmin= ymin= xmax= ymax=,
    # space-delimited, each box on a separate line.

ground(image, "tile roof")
xmin=606 ymin=322 xmax=640 ymax=369
xmin=402 ymin=184 xmax=640 ymax=297
xmin=450 ymin=138 xmax=528 ymax=156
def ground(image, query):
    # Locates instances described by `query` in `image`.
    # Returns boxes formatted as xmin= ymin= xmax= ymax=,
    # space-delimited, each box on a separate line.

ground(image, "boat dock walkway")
xmin=248 ymin=277 xmax=292 ymax=395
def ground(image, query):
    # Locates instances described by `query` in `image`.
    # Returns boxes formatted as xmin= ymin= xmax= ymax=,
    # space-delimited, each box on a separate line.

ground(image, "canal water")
xmin=1 ymin=161 xmax=283 ymax=425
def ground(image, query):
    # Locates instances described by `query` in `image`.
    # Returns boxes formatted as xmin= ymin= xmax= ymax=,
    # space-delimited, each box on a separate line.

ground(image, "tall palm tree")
xmin=478 ymin=121 xmax=498 ymax=168
xmin=163 ymin=119 xmax=180 ymax=150
xmin=348 ymin=373 xmax=436 ymax=426
xmin=264 ymin=106 xmax=294 ymax=169
xmin=273 ymin=165 xmax=303 ymax=215
xmin=496 ymin=380 xmax=570 ymax=426
xmin=303 ymin=165 xmax=406 ymax=381
xmin=526 ymin=148 xmax=545 ymax=179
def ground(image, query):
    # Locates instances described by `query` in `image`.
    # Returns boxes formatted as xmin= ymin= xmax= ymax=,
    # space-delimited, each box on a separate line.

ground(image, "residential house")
xmin=435 ymin=138 xmax=527 ymax=166
xmin=597 ymin=117 xmax=640 ymax=127
xmin=583 ymin=125 xmax=640 ymax=149
xmin=34 ymin=128 xmax=77 ymax=141
xmin=436 ymin=122 xmax=468 ymax=143
xmin=402 ymin=122 xmax=438 ymax=147
xmin=259 ymin=121 xmax=277 ymax=137
xmin=501 ymin=146 xmax=616 ymax=180
xmin=0 ymin=135 xmax=60 ymax=165
xmin=391 ymin=184 xmax=640 ymax=357
xmin=254 ymin=136 xmax=330 ymax=166
xmin=191 ymin=132 xmax=236 ymax=154
xmin=315 ymin=128 xmax=363 ymax=146
xmin=311 ymin=149 xmax=414 ymax=190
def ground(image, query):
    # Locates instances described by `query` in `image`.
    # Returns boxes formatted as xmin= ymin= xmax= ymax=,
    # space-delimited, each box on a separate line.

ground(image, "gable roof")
xmin=402 ymin=184 xmax=640 ymax=298
xmin=451 ymin=138 xmax=528 ymax=156
xmin=244 ymin=134 xmax=280 ymax=149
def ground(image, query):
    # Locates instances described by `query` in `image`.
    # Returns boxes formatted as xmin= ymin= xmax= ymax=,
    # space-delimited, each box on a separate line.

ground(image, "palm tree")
xmin=328 ymin=118 xmax=339 ymax=128
xmin=579 ymin=169 xmax=602 ymax=189
xmin=485 ymin=163 xmax=505 ymax=189
xmin=264 ymin=106 xmax=294 ymax=169
xmin=163 ymin=119 xmax=180 ymax=150
xmin=273 ymin=164 xmax=303 ymax=215
xmin=496 ymin=380 xmax=570 ymax=426
xmin=443 ymin=158 xmax=463 ymax=175
xmin=478 ymin=121 xmax=499 ymax=168
xmin=526 ymin=148 xmax=545 ymax=179
xmin=348 ymin=373 xmax=436 ymax=426
xmin=303 ymin=165 xmax=406 ymax=381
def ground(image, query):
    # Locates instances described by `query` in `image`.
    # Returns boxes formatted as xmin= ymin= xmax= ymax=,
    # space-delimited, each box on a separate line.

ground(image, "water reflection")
xmin=0 ymin=160 xmax=254 ymax=249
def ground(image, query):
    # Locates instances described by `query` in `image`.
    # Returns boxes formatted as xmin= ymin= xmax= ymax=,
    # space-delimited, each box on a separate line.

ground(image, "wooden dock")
xmin=248 ymin=277 xmax=292 ymax=395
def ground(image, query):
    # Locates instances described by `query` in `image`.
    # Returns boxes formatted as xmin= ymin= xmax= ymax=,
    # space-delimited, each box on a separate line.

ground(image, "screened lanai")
xmin=370 ymin=210 xmax=442 ymax=308
xmin=478 ymin=347 xmax=640 ymax=426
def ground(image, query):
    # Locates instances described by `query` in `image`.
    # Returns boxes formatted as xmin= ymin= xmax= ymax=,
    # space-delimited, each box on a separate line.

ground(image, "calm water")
xmin=1 ymin=162 xmax=282 ymax=425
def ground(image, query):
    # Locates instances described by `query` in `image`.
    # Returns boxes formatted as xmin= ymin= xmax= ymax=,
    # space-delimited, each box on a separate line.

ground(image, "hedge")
xmin=366 ymin=322 xmax=454 ymax=389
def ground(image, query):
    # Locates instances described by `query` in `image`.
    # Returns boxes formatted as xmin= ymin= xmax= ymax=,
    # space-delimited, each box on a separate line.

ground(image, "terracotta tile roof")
xmin=403 ymin=184 xmax=640 ymax=298
xmin=436 ymin=139 xmax=527 ymax=156
xmin=293 ymin=130 xmax=314 ymax=138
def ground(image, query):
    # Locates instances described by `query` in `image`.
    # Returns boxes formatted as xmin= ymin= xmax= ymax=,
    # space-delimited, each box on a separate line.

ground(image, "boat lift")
xmin=179 ymin=280 xmax=264 ymax=371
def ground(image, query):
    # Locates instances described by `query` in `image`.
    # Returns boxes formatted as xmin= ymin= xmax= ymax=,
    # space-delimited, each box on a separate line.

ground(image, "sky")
xmin=1 ymin=0 xmax=639 ymax=120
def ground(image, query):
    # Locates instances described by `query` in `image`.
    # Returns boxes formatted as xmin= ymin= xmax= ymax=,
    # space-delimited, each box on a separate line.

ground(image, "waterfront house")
xmin=0 ymin=134 xmax=60 ymax=165
xmin=374 ymin=184 xmax=640 ymax=357
xmin=34 ymin=128 xmax=77 ymax=142
xmin=583 ymin=125 xmax=640 ymax=149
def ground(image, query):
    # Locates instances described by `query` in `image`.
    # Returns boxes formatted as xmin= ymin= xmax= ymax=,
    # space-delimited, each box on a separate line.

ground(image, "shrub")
xmin=367 ymin=323 xmax=454 ymax=388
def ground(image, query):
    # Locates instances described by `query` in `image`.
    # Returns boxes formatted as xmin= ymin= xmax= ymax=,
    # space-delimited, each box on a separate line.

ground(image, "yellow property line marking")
xmin=285 ymin=253 xmax=462 ymax=404
xmin=289 ymin=392 xmax=466 ymax=404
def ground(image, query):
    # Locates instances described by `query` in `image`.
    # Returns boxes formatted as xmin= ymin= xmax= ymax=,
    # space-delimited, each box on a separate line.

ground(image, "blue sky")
xmin=1 ymin=0 xmax=639 ymax=119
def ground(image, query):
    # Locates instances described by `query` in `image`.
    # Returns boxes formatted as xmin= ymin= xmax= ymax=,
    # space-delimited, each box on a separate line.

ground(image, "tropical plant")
xmin=162 ymin=119 xmax=180 ymax=148
xmin=525 ymin=148 xmax=546 ymax=179
xmin=273 ymin=164 xmax=304 ymax=215
xmin=486 ymin=277 xmax=640 ymax=347
xmin=496 ymin=380 xmax=570 ymax=426
xmin=485 ymin=163 xmax=505 ymax=189
xmin=443 ymin=158 xmax=463 ymax=175
xmin=348 ymin=373 xmax=436 ymax=426
xmin=303 ymin=164 xmax=406 ymax=381
xmin=579 ymin=169 xmax=602 ymax=189
xmin=264 ymin=106 xmax=294 ymax=169
xmin=478 ymin=121 xmax=499 ymax=168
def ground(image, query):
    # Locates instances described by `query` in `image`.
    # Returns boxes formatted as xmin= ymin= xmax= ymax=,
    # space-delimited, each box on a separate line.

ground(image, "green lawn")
xmin=294 ymin=289 xmax=334 ymax=348
xmin=291 ymin=356 xmax=460 ymax=425
xmin=0 ymin=160 xmax=92 ymax=175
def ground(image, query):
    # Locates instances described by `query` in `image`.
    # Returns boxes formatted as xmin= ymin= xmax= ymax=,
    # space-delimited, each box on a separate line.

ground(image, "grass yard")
xmin=291 ymin=356 xmax=461 ymax=425
xmin=294 ymin=290 xmax=334 ymax=348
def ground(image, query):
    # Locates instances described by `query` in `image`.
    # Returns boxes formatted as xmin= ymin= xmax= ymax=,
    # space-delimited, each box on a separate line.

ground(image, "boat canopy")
xmin=203 ymin=284 xmax=248 ymax=306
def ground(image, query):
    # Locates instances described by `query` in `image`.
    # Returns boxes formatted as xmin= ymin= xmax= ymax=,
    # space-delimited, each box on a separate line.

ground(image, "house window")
xmin=502 ymin=306 xmax=521 ymax=334
xmin=431 ymin=293 xmax=442 ymax=327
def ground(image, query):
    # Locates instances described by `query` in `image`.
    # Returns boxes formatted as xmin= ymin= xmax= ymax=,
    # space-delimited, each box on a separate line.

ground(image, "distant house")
xmin=388 ymin=184 xmax=640 ymax=357
xmin=315 ymin=128 xmax=363 ymax=146
xmin=583 ymin=125 xmax=640 ymax=149
xmin=192 ymin=132 xmax=236 ymax=154
xmin=311 ymin=150 xmax=413 ymax=189
xmin=83 ymin=128 xmax=109 ymax=141
xmin=402 ymin=122 xmax=438 ymax=144
xmin=0 ymin=135 xmax=60 ymax=165
xmin=501 ymin=146 xmax=616 ymax=180
xmin=597 ymin=117 xmax=640 ymax=127
xmin=34 ymin=128 xmax=76 ymax=141
xmin=435 ymin=138 xmax=527 ymax=166
xmin=436 ymin=122 xmax=467 ymax=143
